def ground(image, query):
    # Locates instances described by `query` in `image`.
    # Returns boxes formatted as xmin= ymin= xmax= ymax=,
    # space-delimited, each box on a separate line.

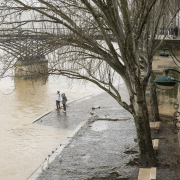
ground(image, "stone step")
xmin=152 ymin=139 xmax=159 ymax=154
xmin=150 ymin=121 xmax=161 ymax=132
xmin=138 ymin=167 xmax=157 ymax=180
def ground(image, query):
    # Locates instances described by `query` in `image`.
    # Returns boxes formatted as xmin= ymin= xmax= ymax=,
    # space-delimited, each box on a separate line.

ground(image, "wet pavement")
xmin=30 ymin=83 xmax=139 ymax=180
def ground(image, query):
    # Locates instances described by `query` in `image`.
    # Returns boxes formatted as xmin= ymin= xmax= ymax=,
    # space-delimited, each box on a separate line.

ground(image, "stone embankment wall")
xmin=152 ymin=40 xmax=180 ymax=116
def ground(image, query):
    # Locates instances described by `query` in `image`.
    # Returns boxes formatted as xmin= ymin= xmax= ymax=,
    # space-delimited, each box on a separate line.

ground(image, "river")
xmin=0 ymin=75 xmax=103 ymax=180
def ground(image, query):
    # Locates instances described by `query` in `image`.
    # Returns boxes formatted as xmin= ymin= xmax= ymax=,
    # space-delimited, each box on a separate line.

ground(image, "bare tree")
xmin=0 ymin=0 xmax=179 ymax=166
xmin=168 ymin=0 xmax=180 ymax=28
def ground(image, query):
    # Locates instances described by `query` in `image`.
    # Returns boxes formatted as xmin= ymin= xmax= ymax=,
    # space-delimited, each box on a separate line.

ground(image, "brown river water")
xmin=0 ymin=75 xmax=102 ymax=180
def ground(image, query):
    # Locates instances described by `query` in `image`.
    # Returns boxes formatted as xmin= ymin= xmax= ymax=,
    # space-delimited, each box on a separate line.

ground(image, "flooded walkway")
xmin=0 ymin=76 xmax=103 ymax=180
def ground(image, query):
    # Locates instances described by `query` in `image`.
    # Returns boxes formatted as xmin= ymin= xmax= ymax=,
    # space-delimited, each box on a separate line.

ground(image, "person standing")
xmin=174 ymin=26 xmax=179 ymax=38
xmin=56 ymin=91 xmax=61 ymax=109
xmin=61 ymin=93 xmax=67 ymax=113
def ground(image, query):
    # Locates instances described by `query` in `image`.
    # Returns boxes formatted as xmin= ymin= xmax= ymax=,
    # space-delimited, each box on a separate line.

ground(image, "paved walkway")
xmin=28 ymin=83 xmax=139 ymax=180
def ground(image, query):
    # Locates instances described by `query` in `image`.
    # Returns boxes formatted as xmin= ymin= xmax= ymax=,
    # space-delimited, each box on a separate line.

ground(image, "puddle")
xmin=91 ymin=121 xmax=108 ymax=132
xmin=97 ymin=118 xmax=130 ymax=121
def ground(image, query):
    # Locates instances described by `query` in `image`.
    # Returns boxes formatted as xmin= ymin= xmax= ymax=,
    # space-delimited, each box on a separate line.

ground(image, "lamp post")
xmin=154 ymin=50 xmax=180 ymax=164
xmin=159 ymin=48 xmax=180 ymax=68
xmin=154 ymin=68 xmax=180 ymax=89
xmin=155 ymin=48 xmax=180 ymax=89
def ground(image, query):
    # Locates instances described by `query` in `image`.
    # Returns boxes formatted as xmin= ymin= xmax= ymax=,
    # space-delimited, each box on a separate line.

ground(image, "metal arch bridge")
xmin=0 ymin=28 xmax=113 ymax=60
xmin=0 ymin=27 xmax=176 ymax=61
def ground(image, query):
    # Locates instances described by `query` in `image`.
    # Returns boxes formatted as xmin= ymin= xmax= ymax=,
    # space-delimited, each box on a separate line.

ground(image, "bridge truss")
xmin=0 ymin=28 xmax=108 ymax=61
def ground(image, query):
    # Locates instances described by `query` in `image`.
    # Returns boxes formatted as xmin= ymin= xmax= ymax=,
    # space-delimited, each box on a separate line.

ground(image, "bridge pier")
xmin=15 ymin=55 xmax=48 ymax=79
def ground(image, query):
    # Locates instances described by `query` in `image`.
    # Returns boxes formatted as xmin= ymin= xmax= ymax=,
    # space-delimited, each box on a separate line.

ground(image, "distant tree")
xmin=169 ymin=0 xmax=180 ymax=28
xmin=0 ymin=0 xmax=179 ymax=166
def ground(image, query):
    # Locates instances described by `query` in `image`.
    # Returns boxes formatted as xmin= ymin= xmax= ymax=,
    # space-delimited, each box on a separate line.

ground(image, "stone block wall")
xmin=152 ymin=40 xmax=180 ymax=117
xmin=14 ymin=57 xmax=48 ymax=79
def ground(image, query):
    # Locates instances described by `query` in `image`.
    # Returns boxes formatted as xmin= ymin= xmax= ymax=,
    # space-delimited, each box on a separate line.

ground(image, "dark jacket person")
xmin=61 ymin=93 xmax=67 ymax=112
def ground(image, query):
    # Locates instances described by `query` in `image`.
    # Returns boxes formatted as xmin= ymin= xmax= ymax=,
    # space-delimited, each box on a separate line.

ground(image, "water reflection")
xmin=0 ymin=75 xmax=103 ymax=180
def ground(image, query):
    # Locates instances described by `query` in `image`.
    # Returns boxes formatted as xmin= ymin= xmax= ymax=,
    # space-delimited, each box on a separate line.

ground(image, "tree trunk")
xmin=132 ymin=84 xmax=157 ymax=167
xmin=148 ymin=72 xmax=160 ymax=121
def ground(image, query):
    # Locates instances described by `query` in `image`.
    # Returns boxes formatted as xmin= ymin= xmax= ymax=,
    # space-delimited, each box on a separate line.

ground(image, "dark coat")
xmin=61 ymin=93 xmax=67 ymax=104
xmin=174 ymin=27 xmax=178 ymax=36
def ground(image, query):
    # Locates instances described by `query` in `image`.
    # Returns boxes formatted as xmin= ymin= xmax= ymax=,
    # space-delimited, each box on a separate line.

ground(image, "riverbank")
xmin=30 ymin=83 xmax=180 ymax=180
